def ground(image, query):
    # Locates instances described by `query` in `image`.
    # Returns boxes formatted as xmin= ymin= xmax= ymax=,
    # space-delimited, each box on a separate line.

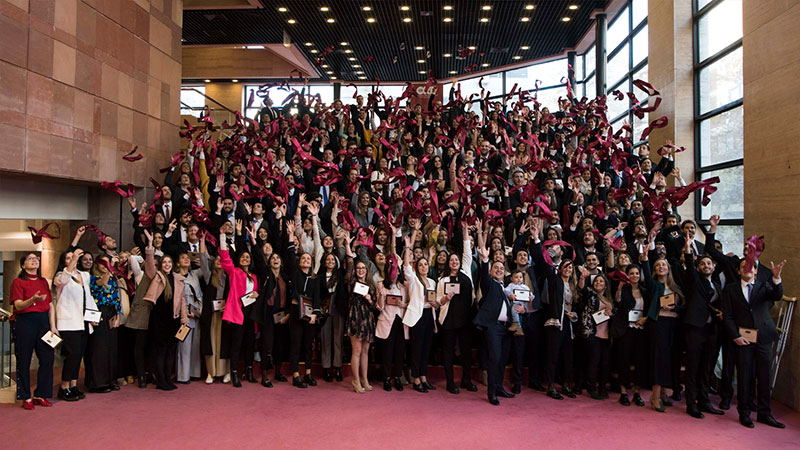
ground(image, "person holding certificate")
xmin=287 ymin=220 xmax=321 ymax=389
xmin=344 ymin=245 xmax=378 ymax=393
xmin=53 ymin=248 xmax=96 ymax=401
xmin=377 ymin=251 xmax=408 ymax=392
xmin=436 ymin=226 xmax=477 ymax=395
xmin=402 ymin=221 xmax=438 ymax=393
xmin=577 ymin=270 xmax=613 ymax=400
xmin=199 ymin=252 xmax=229 ymax=384
xmin=640 ymin=248 xmax=684 ymax=412
xmin=610 ymin=263 xmax=649 ymax=407
xmin=10 ymin=252 xmax=56 ymax=410
xmin=85 ymin=255 xmax=123 ymax=394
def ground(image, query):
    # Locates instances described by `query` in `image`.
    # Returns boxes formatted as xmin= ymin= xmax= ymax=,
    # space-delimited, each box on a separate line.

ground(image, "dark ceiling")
xmin=183 ymin=0 xmax=607 ymax=82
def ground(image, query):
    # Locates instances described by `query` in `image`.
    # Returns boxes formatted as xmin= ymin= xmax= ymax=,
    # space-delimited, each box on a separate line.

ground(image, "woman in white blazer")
xmin=401 ymin=228 xmax=437 ymax=393
xmin=376 ymin=250 xmax=409 ymax=392
xmin=53 ymin=248 xmax=97 ymax=401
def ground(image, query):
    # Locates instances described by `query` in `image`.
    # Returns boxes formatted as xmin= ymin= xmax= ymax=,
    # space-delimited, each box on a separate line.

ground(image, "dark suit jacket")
xmin=474 ymin=261 xmax=511 ymax=328
xmin=682 ymin=252 xmax=723 ymax=328
xmin=721 ymin=277 xmax=783 ymax=344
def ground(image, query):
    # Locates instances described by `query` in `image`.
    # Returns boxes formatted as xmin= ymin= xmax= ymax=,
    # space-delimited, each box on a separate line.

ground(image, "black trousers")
xmin=586 ymin=335 xmax=611 ymax=392
xmin=684 ymin=323 xmax=717 ymax=406
xmin=716 ymin=324 xmax=737 ymax=402
xmin=116 ymin=325 xmax=136 ymax=379
xmin=483 ymin=321 xmax=511 ymax=397
xmin=84 ymin=305 xmax=118 ymax=390
xmin=222 ymin=320 xmax=255 ymax=373
xmin=509 ymin=310 xmax=544 ymax=386
xmin=615 ymin=327 xmax=648 ymax=389
xmin=289 ymin=318 xmax=314 ymax=373
xmin=409 ymin=309 xmax=435 ymax=378
xmin=650 ymin=316 xmax=676 ymax=387
xmin=545 ymin=323 xmax=573 ymax=387
xmin=60 ymin=329 xmax=88 ymax=382
xmin=441 ymin=324 xmax=473 ymax=385
xmin=736 ymin=341 xmax=772 ymax=418
xmin=152 ymin=341 xmax=177 ymax=388
xmin=671 ymin=322 xmax=685 ymax=392
xmin=382 ymin=316 xmax=406 ymax=379
xmin=12 ymin=312 xmax=54 ymax=399
xmin=132 ymin=328 xmax=150 ymax=378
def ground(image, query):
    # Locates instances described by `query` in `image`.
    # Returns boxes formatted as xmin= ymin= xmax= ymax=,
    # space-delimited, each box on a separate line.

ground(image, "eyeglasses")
xmin=25 ymin=256 xmax=40 ymax=261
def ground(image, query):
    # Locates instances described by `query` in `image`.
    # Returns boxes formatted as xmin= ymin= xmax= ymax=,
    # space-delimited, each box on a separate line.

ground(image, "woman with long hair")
xmin=344 ymin=247 xmax=379 ymax=393
xmin=377 ymin=248 xmax=408 ymax=392
xmin=10 ymin=252 xmax=56 ymax=409
xmin=199 ymin=252 xmax=229 ymax=384
xmin=85 ymin=255 xmax=122 ymax=393
xmin=578 ymin=271 xmax=614 ymax=400
xmin=316 ymin=252 xmax=347 ymax=383
xmin=610 ymin=263 xmax=649 ymax=407
xmin=146 ymin=250 xmax=188 ymax=390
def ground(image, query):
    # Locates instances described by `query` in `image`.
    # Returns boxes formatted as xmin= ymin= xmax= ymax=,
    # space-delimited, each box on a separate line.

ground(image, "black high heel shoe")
xmin=261 ymin=370 xmax=273 ymax=388
xmin=231 ymin=371 xmax=242 ymax=388
xmin=293 ymin=375 xmax=308 ymax=389
xmin=393 ymin=378 xmax=404 ymax=391
xmin=383 ymin=378 xmax=392 ymax=392
xmin=245 ymin=366 xmax=257 ymax=383
xmin=413 ymin=382 xmax=428 ymax=393
xmin=334 ymin=367 xmax=343 ymax=382
xmin=274 ymin=371 xmax=288 ymax=383
xmin=304 ymin=373 xmax=317 ymax=386
xmin=422 ymin=380 xmax=436 ymax=391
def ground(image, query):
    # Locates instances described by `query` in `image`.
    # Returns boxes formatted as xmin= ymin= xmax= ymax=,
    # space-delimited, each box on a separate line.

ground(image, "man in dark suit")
xmin=722 ymin=257 xmax=786 ymax=429
xmin=681 ymin=241 xmax=724 ymax=419
xmin=505 ymin=247 xmax=544 ymax=393
xmin=474 ymin=244 xmax=516 ymax=406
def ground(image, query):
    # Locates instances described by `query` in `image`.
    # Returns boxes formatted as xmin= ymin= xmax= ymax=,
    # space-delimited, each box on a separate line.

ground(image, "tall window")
xmin=693 ymin=0 xmax=743 ymax=251
xmin=180 ymin=86 xmax=206 ymax=118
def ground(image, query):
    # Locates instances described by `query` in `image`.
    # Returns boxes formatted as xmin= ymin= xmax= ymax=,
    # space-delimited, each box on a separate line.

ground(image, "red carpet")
xmin=3 ymin=379 xmax=800 ymax=449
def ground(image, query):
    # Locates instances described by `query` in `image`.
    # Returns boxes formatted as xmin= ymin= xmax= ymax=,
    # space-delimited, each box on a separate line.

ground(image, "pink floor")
xmin=3 ymin=377 xmax=800 ymax=449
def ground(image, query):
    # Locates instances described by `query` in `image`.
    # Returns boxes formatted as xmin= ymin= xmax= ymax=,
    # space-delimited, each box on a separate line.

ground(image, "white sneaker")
xmin=222 ymin=373 xmax=231 ymax=384
xmin=205 ymin=374 xmax=214 ymax=384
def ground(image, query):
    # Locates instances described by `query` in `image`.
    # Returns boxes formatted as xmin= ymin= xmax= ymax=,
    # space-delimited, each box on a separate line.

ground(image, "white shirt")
xmin=53 ymin=270 xmax=96 ymax=331
xmin=162 ymin=201 xmax=173 ymax=219
xmin=496 ymin=279 xmax=508 ymax=322
xmin=187 ymin=240 xmax=200 ymax=253
xmin=741 ymin=280 xmax=754 ymax=304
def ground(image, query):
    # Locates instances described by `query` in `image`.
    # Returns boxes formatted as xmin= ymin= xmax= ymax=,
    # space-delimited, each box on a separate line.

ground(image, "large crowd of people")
xmin=7 ymin=77 xmax=788 ymax=429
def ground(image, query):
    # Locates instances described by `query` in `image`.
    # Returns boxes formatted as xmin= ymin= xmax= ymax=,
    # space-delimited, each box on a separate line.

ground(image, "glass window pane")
xmin=633 ymin=64 xmax=648 ymax=84
xmin=607 ymin=94 xmax=628 ymax=122
xmin=180 ymin=86 xmax=205 ymax=118
xmin=458 ymin=77 xmax=482 ymax=98
xmin=380 ymin=85 xmax=407 ymax=100
xmin=310 ymin=85 xmax=335 ymax=106
xmin=633 ymin=103 xmax=648 ymax=142
xmin=698 ymin=0 xmax=742 ymax=61
xmin=607 ymin=43 xmax=629 ymax=87
xmin=574 ymin=55 xmax=584 ymax=82
xmin=699 ymin=106 xmax=743 ymax=167
xmin=699 ymin=47 xmax=742 ymax=114
xmin=575 ymin=82 xmax=584 ymax=99
xmin=506 ymin=58 xmax=567 ymax=90
xmin=698 ymin=0 xmax=715 ymax=10
xmin=339 ymin=85 xmax=359 ymax=104
xmin=708 ymin=225 xmax=744 ymax=256
xmin=700 ymin=165 xmax=743 ymax=220
xmin=632 ymin=25 xmax=648 ymax=66
xmin=608 ymin=7 xmax=630 ymax=51
xmin=585 ymin=75 xmax=595 ymax=99
xmin=481 ymin=72 xmax=503 ymax=96
xmin=632 ymin=0 xmax=648 ymax=27
xmin=536 ymin=87 xmax=567 ymax=110
xmin=585 ymin=46 xmax=596 ymax=76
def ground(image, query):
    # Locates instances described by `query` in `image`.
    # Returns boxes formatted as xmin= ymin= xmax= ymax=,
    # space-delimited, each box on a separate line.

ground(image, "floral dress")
xmin=346 ymin=283 xmax=378 ymax=342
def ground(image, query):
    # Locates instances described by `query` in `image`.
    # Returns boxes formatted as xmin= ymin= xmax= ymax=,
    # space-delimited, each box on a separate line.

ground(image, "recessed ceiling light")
xmin=331 ymin=77 xmax=337 ymax=80
xmin=356 ymin=70 xmax=364 ymax=74
xmin=418 ymin=59 xmax=426 ymax=63
xmin=568 ymin=5 xmax=579 ymax=10
xmin=449 ymin=70 xmax=457 ymax=74
xmin=287 ymin=19 xmax=296 ymax=23
xmin=304 ymin=42 xmax=313 ymax=46
xmin=310 ymin=49 xmax=318 ymax=53
xmin=204 ymin=79 xmax=211 ymax=83
xmin=322 ymin=64 xmax=329 ymax=68
xmin=319 ymin=6 xmax=329 ymax=12
xmin=362 ymin=6 xmax=372 ymax=11
xmin=326 ymin=18 xmax=335 ymax=23
xmin=468 ymin=46 xmax=476 ymax=50
xmin=400 ymin=5 xmax=410 ymax=11
xmin=443 ymin=53 xmax=452 ymax=57
xmin=520 ymin=17 xmax=530 ymax=22
xmin=521 ymin=45 xmax=530 ymax=50
xmin=419 ymin=70 xmax=426 ymax=74
xmin=358 ymin=76 xmax=367 ymax=80
xmin=367 ymin=17 xmax=375 ymax=23
xmin=344 ymin=49 xmax=352 ymax=53
xmin=278 ymin=7 xmax=287 ymax=12
xmin=562 ymin=16 xmax=571 ymax=22
xmin=348 ymin=57 xmax=356 ymax=61
xmin=245 ymin=45 xmax=265 ymax=49
xmin=413 ymin=46 xmax=423 ymax=50
xmin=443 ymin=17 xmax=452 ymax=22
xmin=525 ymin=4 xmax=535 ymax=10
xmin=482 ymin=63 xmax=489 ymax=67
xmin=341 ymin=42 xmax=349 ymax=46
xmin=513 ymin=55 xmax=521 ymax=60
xmin=403 ymin=17 xmax=412 ymax=22
xmin=482 ymin=5 xmax=491 ymax=10
xmin=479 ymin=18 xmax=489 ymax=22
xmin=326 ymin=71 xmax=334 ymax=74
xmin=353 ymin=64 xmax=361 ymax=68
xmin=444 ymin=5 xmax=453 ymax=10
xmin=232 ymin=79 xmax=239 ymax=82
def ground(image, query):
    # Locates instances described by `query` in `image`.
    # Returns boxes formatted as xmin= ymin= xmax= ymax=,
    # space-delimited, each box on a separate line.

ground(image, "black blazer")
xmin=721 ymin=278 xmax=782 ymax=344
xmin=610 ymin=283 xmax=649 ymax=338
xmin=474 ymin=261 xmax=510 ymax=328
xmin=682 ymin=252 xmax=723 ymax=328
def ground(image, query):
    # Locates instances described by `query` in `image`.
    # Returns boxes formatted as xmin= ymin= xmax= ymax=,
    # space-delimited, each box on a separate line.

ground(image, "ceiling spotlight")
xmin=348 ymin=57 xmax=356 ymax=61
xmin=520 ymin=17 xmax=530 ymax=22
xmin=353 ymin=64 xmax=361 ymax=68
xmin=367 ymin=17 xmax=376 ymax=23
xmin=231 ymin=79 xmax=239 ymax=83
xmin=344 ymin=49 xmax=352 ymax=53
xmin=356 ymin=70 xmax=364 ymax=74
xmin=326 ymin=71 xmax=334 ymax=74
xmin=287 ymin=19 xmax=296 ymax=23
xmin=568 ymin=5 xmax=579 ymax=10
xmin=304 ymin=42 xmax=313 ymax=46
xmin=331 ymin=77 xmax=337 ymax=80
xmin=525 ymin=4 xmax=535 ymax=10
xmin=419 ymin=70 xmax=426 ymax=74
xmin=326 ymin=18 xmax=335 ymax=23
xmin=319 ymin=6 xmax=329 ymax=11
xmin=482 ymin=63 xmax=489 ymax=67
xmin=482 ymin=5 xmax=491 ymax=10
xmin=520 ymin=45 xmax=530 ymax=50
xmin=310 ymin=49 xmax=318 ymax=53
xmin=322 ymin=64 xmax=329 ymax=68
xmin=362 ymin=6 xmax=372 ymax=11
xmin=341 ymin=42 xmax=349 ymax=46
xmin=562 ymin=16 xmax=571 ymax=22
xmin=443 ymin=5 xmax=453 ymax=10
xmin=443 ymin=53 xmax=452 ymax=57
xmin=400 ymin=5 xmax=410 ymax=11
xmin=403 ymin=17 xmax=412 ymax=22
xmin=449 ymin=70 xmax=457 ymax=74
xmin=513 ymin=55 xmax=521 ymax=60
xmin=358 ymin=76 xmax=367 ymax=80
xmin=417 ymin=59 xmax=426 ymax=63
xmin=204 ymin=79 xmax=211 ymax=83
xmin=278 ymin=7 xmax=287 ymax=12
xmin=415 ymin=46 xmax=424 ymax=50
xmin=479 ymin=18 xmax=489 ymax=22
xmin=468 ymin=46 xmax=476 ymax=50
xmin=443 ymin=17 xmax=452 ymax=22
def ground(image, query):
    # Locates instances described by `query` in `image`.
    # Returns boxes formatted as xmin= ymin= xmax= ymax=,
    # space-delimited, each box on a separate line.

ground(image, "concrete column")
xmin=595 ymin=13 xmax=607 ymax=98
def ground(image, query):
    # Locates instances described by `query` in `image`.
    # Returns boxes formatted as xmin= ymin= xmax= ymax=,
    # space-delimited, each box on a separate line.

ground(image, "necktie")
xmin=746 ymin=283 xmax=753 ymax=303
xmin=322 ymin=186 xmax=328 ymax=205
xmin=165 ymin=204 xmax=170 ymax=219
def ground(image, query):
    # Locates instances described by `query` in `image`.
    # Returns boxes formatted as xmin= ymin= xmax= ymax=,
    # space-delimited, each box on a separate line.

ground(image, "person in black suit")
xmin=721 ymin=257 xmax=786 ymax=429
xmin=681 ymin=240 xmax=725 ymax=419
xmin=474 ymin=233 xmax=516 ymax=406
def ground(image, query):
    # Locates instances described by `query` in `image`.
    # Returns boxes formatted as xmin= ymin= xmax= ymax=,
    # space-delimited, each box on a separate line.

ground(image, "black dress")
xmin=346 ymin=284 xmax=377 ymax=342
xmin=150 ymin=274 xmax=180 ymax=388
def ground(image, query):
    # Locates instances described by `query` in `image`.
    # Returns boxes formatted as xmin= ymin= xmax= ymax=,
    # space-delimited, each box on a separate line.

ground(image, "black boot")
xmin=334 ymin=367 xmax=343 ymax=382
xmin=274 ymin=370 xmax=288 ymax=383
xmin=138 ymin=376 xmax=148 ymax=389
xmin=393 ymin=377 xmax=404 ymax=391
xmin=261 ymin=370 xmax=273 ymax=388
xmin=293 ymin=375 xmax=308 ymax=389
xmin=304 ymin=373 xmax=317 ymax=386
xmin=231 ymin=371 xmax=242 ymax=388
xmin=245 ymin=366 xmax=257 ymax=383
xmin=632 ymin=392 xmax=645 ymax=406
xmin=58 ymin=387 xmax=78 ymax=402
xmin=383 ymin=378 xmax=393 ymax=392
xmin=324 ymin=368 xmax=333 ymax=382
